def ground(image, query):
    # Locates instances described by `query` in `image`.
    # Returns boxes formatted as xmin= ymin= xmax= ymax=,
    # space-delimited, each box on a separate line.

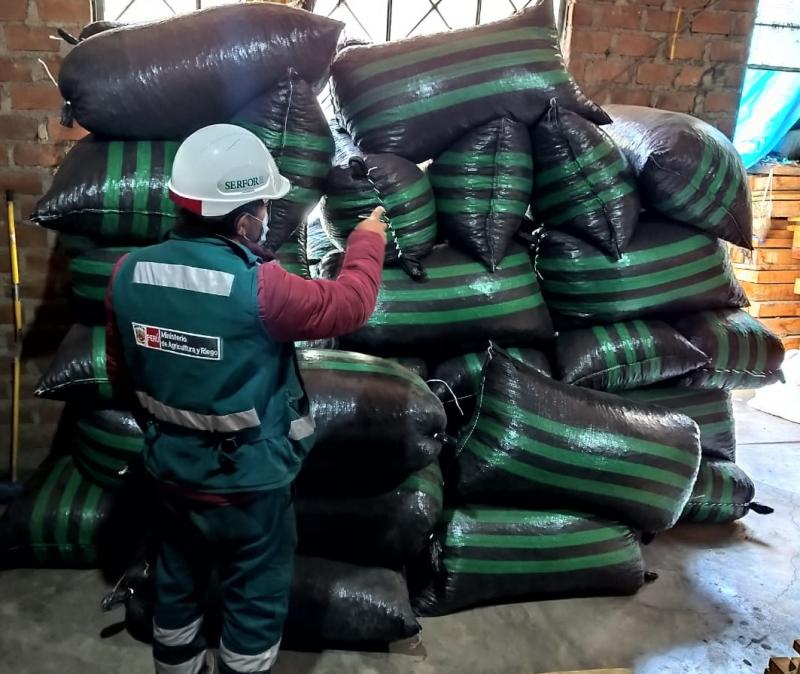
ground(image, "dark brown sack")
xmin=603 ymin=104 xmax=752 ymax=249
xmin=58 ymin=4 xmax=343 ymax=139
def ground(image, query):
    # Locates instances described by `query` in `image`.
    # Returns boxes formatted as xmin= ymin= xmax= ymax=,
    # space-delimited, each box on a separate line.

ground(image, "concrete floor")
xmin=1 ymin=400 xmax=798 ymax=674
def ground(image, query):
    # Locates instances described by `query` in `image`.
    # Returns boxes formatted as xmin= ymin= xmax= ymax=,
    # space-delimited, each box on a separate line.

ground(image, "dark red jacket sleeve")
xmin=259 ymin=230 xmax=385 ymax=342
xmin=105 ymin=256 xmax=128 ymax=387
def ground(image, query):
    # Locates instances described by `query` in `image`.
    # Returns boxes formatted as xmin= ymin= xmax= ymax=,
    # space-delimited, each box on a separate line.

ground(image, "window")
xmin=98 ymin=0 xmax=242 ymax=23
xmin=98 ymin=0 xmax=564 ymax=37
xmin=316 ymin=0 xmax=564 ymax=43
xmin=747 ymin=0 xmax=800 ymax=71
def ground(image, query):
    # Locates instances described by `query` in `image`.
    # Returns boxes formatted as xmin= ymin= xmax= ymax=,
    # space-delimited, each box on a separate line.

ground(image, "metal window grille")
xmin=748 ymin=0 xmax=800 ymax=73
xmin=98 ymin=0 xmax=562 ymax=36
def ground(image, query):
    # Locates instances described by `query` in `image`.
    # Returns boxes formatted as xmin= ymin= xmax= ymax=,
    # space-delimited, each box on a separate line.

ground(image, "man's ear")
xmin=233 ymin=213 xmax=247 ymax=238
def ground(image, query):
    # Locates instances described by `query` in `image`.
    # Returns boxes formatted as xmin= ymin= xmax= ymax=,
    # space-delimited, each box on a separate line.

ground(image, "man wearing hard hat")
xmin=106 ymin=124 xmax=386 ymax=674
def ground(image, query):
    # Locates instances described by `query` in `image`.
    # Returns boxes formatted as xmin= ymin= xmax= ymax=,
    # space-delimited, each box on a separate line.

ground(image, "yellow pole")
xmin=6 ymin=191 xmax=22 ymax=483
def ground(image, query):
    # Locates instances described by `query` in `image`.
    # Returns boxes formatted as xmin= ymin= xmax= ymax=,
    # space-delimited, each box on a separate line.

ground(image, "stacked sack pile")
xmin=0 ymin=4 xmax=449 ymax=646
xmin=0 ymin=0 xmax=786 ymax=646
xmin=316 ymin=3 xmax=784 ymax=618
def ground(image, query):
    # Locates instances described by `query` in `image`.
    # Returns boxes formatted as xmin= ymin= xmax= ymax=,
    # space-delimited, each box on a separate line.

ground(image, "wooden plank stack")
xmin=733 ymin=164 xmax=800 ymax=351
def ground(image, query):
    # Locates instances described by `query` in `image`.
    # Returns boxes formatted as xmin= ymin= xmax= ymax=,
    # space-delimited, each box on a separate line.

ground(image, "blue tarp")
xmin=733 ymin=67 xmax=800 ymax=169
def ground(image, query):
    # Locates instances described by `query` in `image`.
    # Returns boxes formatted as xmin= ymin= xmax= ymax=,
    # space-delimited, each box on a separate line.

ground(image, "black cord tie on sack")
xmin=57 ymin=28 xmax=79 ymax=45
xmin=749 ymin=502 xmax=774 ymax=515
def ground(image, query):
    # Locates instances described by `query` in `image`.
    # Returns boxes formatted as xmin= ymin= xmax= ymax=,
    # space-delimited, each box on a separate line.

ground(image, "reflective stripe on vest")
xmin=153 ymin=616 xmax=203 ymax=647
xmin=154 ymin=651 xmax=207 ymax=674
xmin=137 ymin=391 xmax=260 ymax=433
xmin=289 ymin=414 xmax=316 ymax=442
xmin=219 ymin=639 xmax=281 ymax=673
xmin=133 ymin=261 xmax=234 ymax=296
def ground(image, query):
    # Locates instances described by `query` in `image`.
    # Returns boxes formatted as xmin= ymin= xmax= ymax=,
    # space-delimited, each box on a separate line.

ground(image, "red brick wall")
xmin=0 ymin=0 xmax=90 ymax=472
xmin=566 ymin=0 xmax=757 ymax=138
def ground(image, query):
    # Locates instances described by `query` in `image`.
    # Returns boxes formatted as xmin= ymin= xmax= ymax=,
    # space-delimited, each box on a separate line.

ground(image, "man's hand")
xmin=355 ymin=206 xmax=388 ymax=243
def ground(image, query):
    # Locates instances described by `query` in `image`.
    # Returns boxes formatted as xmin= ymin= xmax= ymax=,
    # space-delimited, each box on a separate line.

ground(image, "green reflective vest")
xmin=112 ymin=232 xmax=315 ymax=493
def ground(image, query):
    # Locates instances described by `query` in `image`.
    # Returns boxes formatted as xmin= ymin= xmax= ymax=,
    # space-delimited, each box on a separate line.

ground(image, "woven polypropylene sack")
xmin=429 ymin=118 xmax=532 ymax=270
xmin=58 ymin=4 xmax=344 ymax=139
xmin=274 ymin=230 xmax=310 ymax=279
xmin=621 ymin=388 xmax=735 ymax=461
xmin=322 ymin=154 xmax=437 ymax=276
xmin=305 ymin=214 xmax=337 ymax=267
xmin=673 ymin=310 xmax=784 ymax=389
xmin=295 ymin=464 xmax=443 ymax=567
xmin=120 ymin=555 xmax=420 ymax=646
xmin=536 ymin=217 xmax=748 ymax=327
xmin=554 ymin=319 xmax=709 ymax=391
xmin=36 ymin=324 xmax=115 ymax=404
xmin=70 ymin=247 xmax=136 ymax=324
xmin=680 ymin=459 xmax=755 ymax=523
xmin=233 ymin=70 xmax=334 ymax=250
xmin=531 ymin=100 xmax=639 ymax=257
xmin=411 ymin=507 xmax=644 ymax=617
xmin=429 ymin=347 xmax=550 ymax=433
xmin=31 ymin=138 xmax=180 ymax=244
xmin=319 ymin=242 xmax=554 ymax=355
xmin=0 ymin=455 xmax=138 ymax=569
xmin=68 ymin=407 xmax=143 ymax=490
xmin=329 ymin=5 xmax=608 ymax=162
xmin=603 ymin=104 xmax=752 ymax=248
xmin=297 ymin=350 xmax=446 ymax=493
xmin=453 ymin=348 xmax=701 ymax=532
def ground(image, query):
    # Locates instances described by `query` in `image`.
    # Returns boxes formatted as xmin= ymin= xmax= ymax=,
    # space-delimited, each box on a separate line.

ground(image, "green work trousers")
xmin=152 ymin=485 xmax=296 ymax=674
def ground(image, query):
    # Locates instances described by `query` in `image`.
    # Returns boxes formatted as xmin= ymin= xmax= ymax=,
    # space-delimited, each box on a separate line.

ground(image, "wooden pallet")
xmin=747 ymin=301 xmax=800 ymax=318
xmin=750 ymin=165 xmax=800 ymax=238
xmin=730 ymin=248 xmax=800 ymax=269
xmin=735 ymin=269 xmax=800 ymax=284
xmin=734 ymin=192 xmax=800 ymax=349
xmin=763 ymin=639 xmax=800 ymax=674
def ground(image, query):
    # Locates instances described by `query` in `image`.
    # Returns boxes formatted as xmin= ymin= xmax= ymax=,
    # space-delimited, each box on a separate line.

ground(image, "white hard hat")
xmin=168 ymin=124 xmax=291 ymax=217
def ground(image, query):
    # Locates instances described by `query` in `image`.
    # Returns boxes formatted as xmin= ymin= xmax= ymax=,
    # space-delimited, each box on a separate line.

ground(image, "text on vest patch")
xmin=132 ymin=322 xmax=222 ymax=361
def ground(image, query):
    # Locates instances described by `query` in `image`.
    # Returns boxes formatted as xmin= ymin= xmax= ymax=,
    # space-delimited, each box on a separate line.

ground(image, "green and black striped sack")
xmin=554 ymin=319 xmax=709 ymax=391
xmin=429 ymin=118 xmax=533 ymax=270
xmin=319 ymin=242 xmax=554 ymax=356
xmin=70 ymin=246 xmax=137 ymax=324
xmin=329 ymin=5 xmax=608 ymax=162
xmin=604 ymin=104 xmax=752 ymax=249
xmin=233 ymin=69 xmax=335 ymax=250
xmin=411 ymin=507 xmax=645 ymax=617
xmin=453 ymin=348 xmax=701 ymax=532
xmin=621 ymin=388 xmax=736 ymax=461
xmin=36 ymin=324 xmax=114 ymax=404
xmin=680 ymin=459 xmax=760 ymax=524
xmin=531 ymin=100 xmax=639 ymax=258
xmin=296 ymin=463 xmax=443 ymax=568
xmin=296 ymin=350 xmax=446 ymax=493
xmin=67 ymin=407 xmax=144 ymax=490
xmin=274 ymin=229 xmax=310 ymax=279
xmin=536 ymin=217 xmax=748 ymax=327
xmin=0 ymin=455 xmax=126 ymax=569
xmin=31 ymin=138 xmax=179 ymax=244
xmin=429 ymin=347 xmax=550 ymax=435
xmin=304 ymin=214 xmax=337 ymax=269
xmin=33 ymin=71 xmax=333 ymax=250
xmin=322 ymin=153 xmax=437 ymax=278
xmin=673 ymin=310 xmax=785 ymax=390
